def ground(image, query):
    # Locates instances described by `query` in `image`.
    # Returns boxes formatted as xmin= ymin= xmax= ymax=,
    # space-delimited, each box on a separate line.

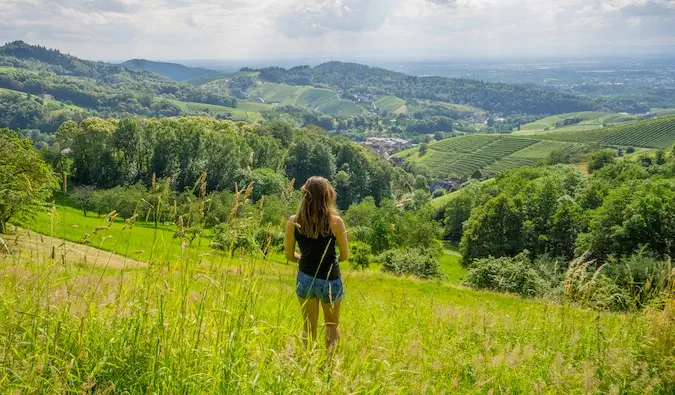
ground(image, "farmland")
xmin=516 ymin=111 xmax=641 ymax=135
xmin=166 ymin=99 xmax=263 ymax=122
xmin=396 ymin=135 xmax=543 ymax=178
xmin=187 ymin=71 xmax=260 ymax=87
xmin=249 ymin=83 xmax=364 ymax=117
xmin=536 ymin=115 xmax=675 ymax=148
xmin=374 ymin=95 xmax=406 ymax=112
xmin=396 ymin=115 xmax=675 ymax=180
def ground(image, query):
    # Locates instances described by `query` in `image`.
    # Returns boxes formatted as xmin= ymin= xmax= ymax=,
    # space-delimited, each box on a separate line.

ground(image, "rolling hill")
xmin=120 ymin=59 xmax=221 ymax=82
xmin=532 ymin=114 xmax=675 ymax=149
xmin=249 ymin=83 xmax=364 ymax=117
xmin=396 ymin=115 xmax=675 ymax=179
xmin=516 ymin=111 xmax=643 ymax=134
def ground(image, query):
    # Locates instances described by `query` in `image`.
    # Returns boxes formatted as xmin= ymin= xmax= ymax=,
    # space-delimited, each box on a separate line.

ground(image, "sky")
xmin=1 ymin=0 xmax=674 ymax=62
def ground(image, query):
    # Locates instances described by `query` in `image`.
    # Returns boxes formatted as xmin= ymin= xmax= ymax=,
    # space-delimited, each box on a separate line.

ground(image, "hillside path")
xmin=1 ymin=228 xmax=147 ymax=270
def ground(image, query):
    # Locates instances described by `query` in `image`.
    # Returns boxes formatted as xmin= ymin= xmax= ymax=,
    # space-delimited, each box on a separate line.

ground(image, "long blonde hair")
xmin=296 ymin=176 xmax=338 ymax=239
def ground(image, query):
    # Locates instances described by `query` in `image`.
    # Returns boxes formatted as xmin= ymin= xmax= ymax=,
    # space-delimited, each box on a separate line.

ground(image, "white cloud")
xmin=0 ymin=0 xmax=673 ymax=60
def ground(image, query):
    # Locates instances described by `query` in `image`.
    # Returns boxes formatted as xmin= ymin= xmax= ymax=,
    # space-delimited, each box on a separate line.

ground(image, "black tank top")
xmin=295 ymin=228 xmax=340 ymax=280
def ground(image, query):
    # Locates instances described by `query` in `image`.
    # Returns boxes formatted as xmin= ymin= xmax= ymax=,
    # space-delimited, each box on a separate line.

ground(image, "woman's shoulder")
xmin=330 ymin=215 xmax=345 ymax=227
xmin=288 ymin=214 xmax=297 ymax=223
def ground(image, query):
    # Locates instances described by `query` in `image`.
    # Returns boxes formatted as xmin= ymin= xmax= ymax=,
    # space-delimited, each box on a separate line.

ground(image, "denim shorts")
xmin=296 ymin=270 xmax=344 ymax=304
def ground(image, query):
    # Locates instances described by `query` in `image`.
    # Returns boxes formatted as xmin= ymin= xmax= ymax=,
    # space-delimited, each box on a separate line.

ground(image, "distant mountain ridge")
xmin=256 ymin=61 xmax=650 ymax=115
xmin=120 ymin=59 xmax=220 ymax=82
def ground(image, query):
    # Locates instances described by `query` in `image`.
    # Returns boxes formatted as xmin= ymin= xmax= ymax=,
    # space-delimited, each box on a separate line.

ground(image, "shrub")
xmin=350 ymin=242 xmax=372 ymax=270
xmin=254 ymin=225 xmax=284 ymax=257
xmin=432 ymin=188 xmax=446 ymax=199
xmin=378 ymin=248 xmax=443 ymax=280
xmin=463 ymin=253 xmax=550 ymax=297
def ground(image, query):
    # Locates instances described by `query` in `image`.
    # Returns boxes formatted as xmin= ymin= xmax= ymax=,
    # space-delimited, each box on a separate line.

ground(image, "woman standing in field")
xmin=284 ymin=176 xmax=349 ymax=351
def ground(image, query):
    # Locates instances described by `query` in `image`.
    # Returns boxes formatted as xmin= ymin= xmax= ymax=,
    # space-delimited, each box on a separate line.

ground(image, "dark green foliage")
xmin=345 ymin=198 xmax=442 ymax=254
xmin=258 ymin=61 xmax=612 ymax=115
xmin=463 ymin=253 xmax=550 ymax=297
xmin=0 ymin=41 xmax=237 ymax=129
xmin=0 ymin=130 xmax=58 ymax=232
xmin=587 ymin=150 xmax=616 ymax=173
xmin=285 ymin=134 xmax=336 ymax=186
xmin=120 ymin=59 xmax=220 ymax=82
xmin=418 ymin=142 xmax=428 ymax=156
xmin=576 ymin=179 xmax=675 ymax=260
xmin=378 ymin=248 xmax=443 ymax=279
xmin=350 ymin=242 xmax=372 ymax=270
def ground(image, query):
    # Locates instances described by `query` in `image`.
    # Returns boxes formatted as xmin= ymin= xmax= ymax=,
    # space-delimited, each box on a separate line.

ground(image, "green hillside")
xmin=516 ymin=111 xmax=641 ymax=134
xmin=249 ymin=83 xmax=364 ymax=117
xmin=374 ymin=95 xmax=406 ymax=112
xmin=535 ymin=115 xmax=675 ymax=148
xmin=396 ymin=135 xmax=545 ymax=178
xmin=167 ymin=99 xmax=262 ymax=121
xmin=189 ymin=71 xmax=260 ymax=87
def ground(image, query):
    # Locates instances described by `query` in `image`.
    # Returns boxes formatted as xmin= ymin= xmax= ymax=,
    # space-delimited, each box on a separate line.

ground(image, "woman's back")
xmin=295 ymin=227 xmax=339 ymax=280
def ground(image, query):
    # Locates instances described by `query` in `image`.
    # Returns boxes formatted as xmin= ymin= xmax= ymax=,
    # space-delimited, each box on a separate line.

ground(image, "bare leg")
xmin=321 ymin=301 xmax=341 ymax=353
xmin=298 ymin=297 xmax=320 ymax=345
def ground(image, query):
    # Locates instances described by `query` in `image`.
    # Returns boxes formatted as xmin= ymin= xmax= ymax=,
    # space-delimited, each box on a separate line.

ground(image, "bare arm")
xmin=331 ymin=216 xmax=349 ymax=262
xmin=284 ymin=215 xmax=301 ymax=263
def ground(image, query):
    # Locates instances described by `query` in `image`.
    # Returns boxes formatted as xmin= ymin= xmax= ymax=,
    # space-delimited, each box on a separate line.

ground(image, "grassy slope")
xmin=2 ymin=204 xmax=670 ymax=392
xmin=187 ymin=71 xmax=260 ymax=87
xmin=535 ymin=114 xmax=675 ymax=149
xmin=167 ymin=99 xmax=263 ymax=122
xmin=516 ymin=111 xmax=641 ymax=135
xmin=399 ymin=115 xmax=675 ymax=180
xmin=0 ymin=86 xmax=87 ymax=111
xmin=250 ymin=83 xmax=364 ymax=117
xmin=374 ymin=95 xmax=406 ymax=112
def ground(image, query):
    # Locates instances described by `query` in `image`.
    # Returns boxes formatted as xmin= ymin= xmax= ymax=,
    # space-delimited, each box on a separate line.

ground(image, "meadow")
xmin=537 ymin=115 xmax=675 ymax=149
xmin=516 ymin=111 xmax=641 ymax=135
xmin=1 ymin=202 xmax=673 ymax=393
xmin=166 ymin=99 xmax=263 ymax=122
xmin=374 ymin=96 xmax=406 ymax=113
xmin=249 ymin=83 xmax=364 ymax=117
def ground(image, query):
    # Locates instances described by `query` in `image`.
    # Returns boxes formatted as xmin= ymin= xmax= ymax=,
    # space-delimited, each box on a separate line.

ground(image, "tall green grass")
xmin=0 ymin=205 xmax=673 ymax=392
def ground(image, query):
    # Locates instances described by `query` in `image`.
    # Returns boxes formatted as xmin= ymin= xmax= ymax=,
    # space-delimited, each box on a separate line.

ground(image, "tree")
xmin=285 ymin=136 xmax=336 ymax=186
xmin=587 ymin=150 xmax=615 ymax=173
xmin=0 ymin=130 xmax=58 ymax=233
xmin=69 ymin=186 xmax=97 ymax=216
xmin=419 ymin=142 xmax=428 ymax=156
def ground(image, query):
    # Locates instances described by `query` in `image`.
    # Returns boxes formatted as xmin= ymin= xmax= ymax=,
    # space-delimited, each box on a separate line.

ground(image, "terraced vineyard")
xmin=516 ymin=111 xmax=641 ymax=135
xmin=537 ymin=115 xmax=675 ymax=148
xmin=249 ymin=83 xmax=364 ymax=116
xmin=397 ymin=135 xmax=540 ymax=178
xmin=166 ymin=99 xmax=263 ymax=122
xmin=374 ymin=95 xmax=406 ymax=112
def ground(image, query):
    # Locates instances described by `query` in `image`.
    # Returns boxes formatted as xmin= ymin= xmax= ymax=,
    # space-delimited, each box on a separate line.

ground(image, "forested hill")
xmin=0 ymin=41 xmax=237 ymax=127
xmin=258 ymin=62 xmax=648 ymax=115
xmin=120 ymin=59 xmax=220 ymax=82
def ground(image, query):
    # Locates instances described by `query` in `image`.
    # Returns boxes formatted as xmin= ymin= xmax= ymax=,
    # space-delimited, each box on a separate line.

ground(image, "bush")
xmin=378 ymin=248 xmax=443 ymax=280
xmin=463 ymin=253 xmax=550 ymax=297
xmin=350 ymin=242 xmax=372 ymax=270
xmin=254 ymin=225 xmax=284 ymax=257
xmin=431 ymin=188 xmax=446 ymax=199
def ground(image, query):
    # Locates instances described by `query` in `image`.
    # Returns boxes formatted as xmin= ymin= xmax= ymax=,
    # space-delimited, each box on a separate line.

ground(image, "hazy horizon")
xmin=2 ymin=0 xmax=674 ymax=63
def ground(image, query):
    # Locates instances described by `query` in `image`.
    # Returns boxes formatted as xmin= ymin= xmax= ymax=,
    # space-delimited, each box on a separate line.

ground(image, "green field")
xmin=2 ymin=203 xmax=671 ymax=392
xmin=396 ymin=135 xmax=541 ymax=178
xmin=374 ymin=95 xmax=406 ymax=112
xmin=250 ymin=83 xmax=364 ymax=117
xmin=187 ymin=71 xmax=260 ymax=87
xmin=236 ymin=100 xmax=275 ymax=112
xmin=536 ymin=115 xmax=675 ymax=149
xmin=0 ymin=87 xmax=86 ymax=111
xmin=167 ymin=99 xmax=263 ymax=122
xmin=516 ymin=111 xmax=641 ymax=135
